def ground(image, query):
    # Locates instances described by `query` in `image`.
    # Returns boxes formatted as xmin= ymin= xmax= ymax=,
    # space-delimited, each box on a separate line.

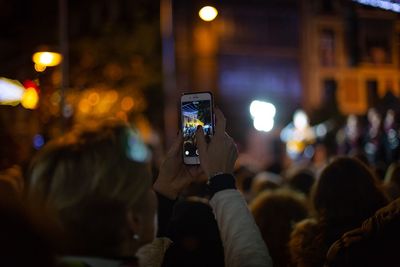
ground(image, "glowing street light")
xmin=199 ymin=6 xmax=218 ymax=21
xmin=32 ymin=51 xmax=62 ymax=72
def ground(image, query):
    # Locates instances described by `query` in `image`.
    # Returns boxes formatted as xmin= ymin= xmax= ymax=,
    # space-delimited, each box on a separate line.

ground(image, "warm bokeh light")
xmin=21 ymin=88 xmax=39 ymax=109
xmin=50 ymin=92 xmax=61 ymax=106
xmin=121 ymin=96 xmax=134 ymax=111
xmin=88 ymin=92 xmax=100 ymax=106
xmin=34 ymin=63 xmax=46 ymax=72
xmin=199 ymin=6 xmax=218 ymax=21
xmin=79 ymin=99 xmax=90 ymax=113
xmin=106 ymin=90 xmax=119 ymax=103
xmin=32 ymin=52 xmax=62 ymax=67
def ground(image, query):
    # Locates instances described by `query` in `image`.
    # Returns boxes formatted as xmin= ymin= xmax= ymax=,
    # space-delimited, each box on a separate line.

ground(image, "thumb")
xmin=195 ymin=126 xmax=207 ymax=159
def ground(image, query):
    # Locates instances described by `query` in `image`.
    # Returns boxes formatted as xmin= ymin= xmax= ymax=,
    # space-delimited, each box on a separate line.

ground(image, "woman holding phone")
xmin=28 ymin=108 xmax=271 ymax=267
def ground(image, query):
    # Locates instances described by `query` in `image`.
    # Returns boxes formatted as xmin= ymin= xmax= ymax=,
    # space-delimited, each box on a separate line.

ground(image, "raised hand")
xmin=154 ymin=133 xmax=204 ymax=199
xmin=195 ymin=108 xmax=238 ymax=178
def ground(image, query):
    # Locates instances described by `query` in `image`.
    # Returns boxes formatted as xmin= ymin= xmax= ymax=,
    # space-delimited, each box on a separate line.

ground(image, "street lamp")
xmin=199 ymin=6 xmax=218 ymax=21
xmin=32 ymin=51 xmax=63 ymax=72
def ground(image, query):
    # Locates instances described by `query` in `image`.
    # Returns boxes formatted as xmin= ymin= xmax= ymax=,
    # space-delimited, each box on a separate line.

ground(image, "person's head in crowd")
xmin=250 ymin=171 xmax=283 ymax=200
xmin=250 ymin=188 xmax=309 ymax=267
xmin=287 ymin=168 xmax=315 ymax=197
xmin=234 ymin=165 xmax=256 ymax=195
xmin=350 ymin=150 xmax=370 ymax=167
xmin=312 ymin=156 xmax=387 ymax=225
xmin=28 ymin=119 xmax=156 ymax=258
xmin=289 ymin=156 xmax=388 ymax=267
xmin=326 ymin=197 xmax=400 ymax=267
xmin=383 ymin=162 xmax=400 ymax=201
xmin=162 ymin=199 xmax=224 ymax=267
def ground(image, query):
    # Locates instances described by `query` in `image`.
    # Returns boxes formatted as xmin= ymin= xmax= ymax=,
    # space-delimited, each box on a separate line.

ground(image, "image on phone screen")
xmin=182 ymin=100 xmax=213 ymax=158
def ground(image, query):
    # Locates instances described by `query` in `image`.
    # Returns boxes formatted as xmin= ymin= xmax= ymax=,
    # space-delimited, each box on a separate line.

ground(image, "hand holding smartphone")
xmin=180 ymin=92 xmax=214 ymax=165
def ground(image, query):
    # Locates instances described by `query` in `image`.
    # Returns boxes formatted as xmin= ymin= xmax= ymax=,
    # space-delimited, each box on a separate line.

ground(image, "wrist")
xmin=207 ymin=173 xmax=236 ymax=198
xmin=153 ymin=179 xmax=179 ymax=200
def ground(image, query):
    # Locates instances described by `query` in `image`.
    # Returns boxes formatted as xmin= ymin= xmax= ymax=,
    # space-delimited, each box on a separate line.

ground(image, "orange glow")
xmin=34 ymin=63 xmax=46 ymax=72
xmin=116 ymin=111 xmax=128 ymax=122
xmin=32 ymin=52 xmax=62 ymax=67
xmin=88 ymin=92 xmax=100 ymax=106
xmin=121 ymin=96 xmax=134 ymax=111
xmin=79 ymin=99 xmax=90 ymax=113
xmin=21 ymin=88 xmax=39 ymax=109
xmin=50 ymin=92 xmax=61 ymax=105
xmin=106 ymin=90 xmax=119 ymax=103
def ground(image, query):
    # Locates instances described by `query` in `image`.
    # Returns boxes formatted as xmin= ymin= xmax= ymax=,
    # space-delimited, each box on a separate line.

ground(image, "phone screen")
xmin=181 ymin=98 xmax=213 ymax=163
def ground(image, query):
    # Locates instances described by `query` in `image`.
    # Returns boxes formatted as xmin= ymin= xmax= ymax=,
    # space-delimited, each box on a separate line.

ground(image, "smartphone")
xmin=181 ymin=92 xmax=214 ymax=165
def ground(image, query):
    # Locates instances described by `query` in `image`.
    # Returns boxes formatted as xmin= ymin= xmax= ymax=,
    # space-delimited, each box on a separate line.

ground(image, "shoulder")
xmin=289 ymin=218 xmax=325 ymax=267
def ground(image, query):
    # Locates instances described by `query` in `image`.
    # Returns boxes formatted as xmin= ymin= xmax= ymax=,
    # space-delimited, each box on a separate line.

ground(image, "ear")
xmin=126 ymin=210 xmax=142 ymax=236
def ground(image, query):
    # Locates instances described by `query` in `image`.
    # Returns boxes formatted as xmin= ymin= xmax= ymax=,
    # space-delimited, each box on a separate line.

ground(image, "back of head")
xmin=28 ymin=120 xmax=152 ymax=255
xmin=250 ymin=171 xmax=283 ymax=199
xmin=287 ymin=168 xmax=315 ymax=197
xmin=313 ymin=156 xmax=387 ymax=226
xmin=162 ymin=199 xmax=224 ymax=267
xmin=250 ymin=189 xmax=309 ymax=267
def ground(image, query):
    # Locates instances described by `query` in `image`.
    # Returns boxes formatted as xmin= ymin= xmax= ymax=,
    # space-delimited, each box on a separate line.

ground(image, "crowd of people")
xmin=1 ymin=105 xmax=400 ymax=267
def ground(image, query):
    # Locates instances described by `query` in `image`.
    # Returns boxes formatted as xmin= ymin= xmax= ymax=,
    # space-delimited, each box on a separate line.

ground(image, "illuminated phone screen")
xmin=181 ymin=100 xmax=213 ymax=158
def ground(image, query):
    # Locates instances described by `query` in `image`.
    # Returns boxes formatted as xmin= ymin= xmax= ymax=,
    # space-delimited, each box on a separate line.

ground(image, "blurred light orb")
xmin=106 ymin=90 xmax=119 ymax=103
xmin=34 ymin=63 xmax=46 ymax=72
xmin=32 ymin=52 xmax=62 ymax=67
xmin=21 ymin=88 xmax=39 ymax=109
xmin=79 ymin=99 xmax=90 ymax=113
xmin=121 ymin=96 xmax=134 ymax=111
xmin=50 ymin=92 xmax=61 ymax=106
xmin=33 ymin=134 xmax=45 ymax=150
xmin=88 ymin=92 xmax=100 ymax=106
xmin=249 ymin=100 xmax=276 ymax=132
xmin=199 ymin=6 xmax=218 ymax=21
xmin=316 ymin=124 xmax=327 ymax=137
xmin=0 ymin=77 xmax=25 ymax=105
xmin=249 ymin=100 xmax=276 ymax=118
xmin=63 ymin=103 xmax=74 ymax=118
xmin=293 ymin=110 xmax=309 ymax=130
xmin=253 ymin=117 xmax=274 ymax=132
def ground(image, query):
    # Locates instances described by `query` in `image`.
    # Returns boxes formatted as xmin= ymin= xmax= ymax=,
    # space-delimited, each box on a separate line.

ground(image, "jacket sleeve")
xmin=209 ymin=186 xmax=273 ymax=267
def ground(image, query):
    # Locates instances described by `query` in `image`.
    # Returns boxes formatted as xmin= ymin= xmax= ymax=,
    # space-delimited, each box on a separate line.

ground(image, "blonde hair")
xmin=28 ymin=120 xmax=152 ymax=254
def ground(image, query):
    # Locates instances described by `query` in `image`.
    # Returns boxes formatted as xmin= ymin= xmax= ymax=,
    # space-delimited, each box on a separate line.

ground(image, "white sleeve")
xmin=209 ymin=189 xmax=273 ymax=267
